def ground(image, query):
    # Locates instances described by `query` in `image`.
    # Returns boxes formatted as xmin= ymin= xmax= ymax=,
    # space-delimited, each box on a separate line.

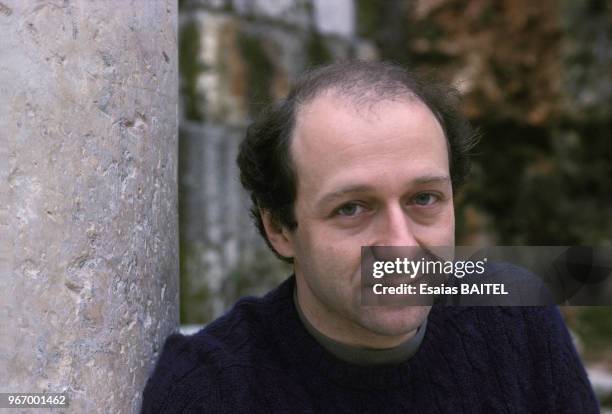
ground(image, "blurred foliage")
xmin=238 ymin=33 xmax=274 ymax=117
xmin=564 ymin=307 xmax=612 ymax=363
xmin=357 ymin=0 xmax=411 ymax=64
xmin=306 ymin=32 xmax=333 ymax=67
xmin=179 ymin=21 xmax=206 ymax=121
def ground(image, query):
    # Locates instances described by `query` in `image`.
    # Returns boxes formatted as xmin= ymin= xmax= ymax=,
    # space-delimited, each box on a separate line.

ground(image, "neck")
xmin=295 ymin=276 xmax=417 ymax=349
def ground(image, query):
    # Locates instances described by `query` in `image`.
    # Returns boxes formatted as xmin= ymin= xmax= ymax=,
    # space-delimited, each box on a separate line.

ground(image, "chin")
xmin=359 ymin=305 xmax=431 ymax=337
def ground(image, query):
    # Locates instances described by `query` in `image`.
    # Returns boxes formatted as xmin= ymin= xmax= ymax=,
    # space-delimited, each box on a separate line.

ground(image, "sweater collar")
xmin=292 ymin=283 xmax=427 ymax=366
xmin=266 ymin=275 xmax=448 ymax=390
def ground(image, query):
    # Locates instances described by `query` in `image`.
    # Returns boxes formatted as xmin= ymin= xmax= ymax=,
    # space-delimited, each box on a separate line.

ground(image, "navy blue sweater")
xmin=141 ymin=276 xmax=598 ymax=413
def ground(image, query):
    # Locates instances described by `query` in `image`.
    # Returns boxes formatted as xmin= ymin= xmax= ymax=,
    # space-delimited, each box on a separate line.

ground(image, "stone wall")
xmin=0 ymin=1 xmax=178 ymax=412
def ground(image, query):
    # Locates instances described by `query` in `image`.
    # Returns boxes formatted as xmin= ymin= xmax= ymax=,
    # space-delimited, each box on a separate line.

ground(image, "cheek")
xmin=294 ymin=225 xmax=363 ymax=279
xmin=297 ymin=227 xmax=348 ymax=266
xmin=313 ymin=227 xmax=364 ymax=263
xmin=412 ymin=207 xmax=455 ymax=243
xmin=432 ymin=208 xmax=455 ymax=243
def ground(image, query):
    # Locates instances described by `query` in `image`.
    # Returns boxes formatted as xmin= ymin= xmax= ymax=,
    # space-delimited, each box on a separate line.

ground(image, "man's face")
xmin=275 ymin=91 xmax=454 ymax=347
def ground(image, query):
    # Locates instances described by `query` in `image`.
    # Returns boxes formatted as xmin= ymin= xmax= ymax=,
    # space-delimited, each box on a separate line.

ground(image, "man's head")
xmin=237 ymin=61 xmax=477 ymax=347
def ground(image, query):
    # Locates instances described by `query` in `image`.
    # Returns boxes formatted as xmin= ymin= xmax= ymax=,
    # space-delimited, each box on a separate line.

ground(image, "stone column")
xmin=0 ymin=1 xmax=179 ymax=412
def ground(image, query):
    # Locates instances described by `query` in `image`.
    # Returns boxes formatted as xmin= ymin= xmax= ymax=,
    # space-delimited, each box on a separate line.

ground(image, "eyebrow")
xmin=316 ymin=175 xmax=451 ymax=207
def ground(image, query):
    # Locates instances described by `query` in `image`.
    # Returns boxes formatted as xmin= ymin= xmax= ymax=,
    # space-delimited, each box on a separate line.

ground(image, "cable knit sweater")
xmin=141 ymin=276 xmax=598 ymax=413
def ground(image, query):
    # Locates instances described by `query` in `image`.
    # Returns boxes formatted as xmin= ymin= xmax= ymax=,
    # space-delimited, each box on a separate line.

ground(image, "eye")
xmin=413 ymin=192 xmax=439 ymax=206
xmin=335 ymin=203 xmax=365 ymax=217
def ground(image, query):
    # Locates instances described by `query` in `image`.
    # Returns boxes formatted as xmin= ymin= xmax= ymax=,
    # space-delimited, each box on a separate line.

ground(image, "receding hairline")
xmin=289 ymin=60 xmax=422 ymax=102
xmin=293 ymin=82 xmax=420 ymax=115
xmin=290 ymin=86 xmax=447 ymax=157
xmin=287 ymin=61 xmax=445 ymax=144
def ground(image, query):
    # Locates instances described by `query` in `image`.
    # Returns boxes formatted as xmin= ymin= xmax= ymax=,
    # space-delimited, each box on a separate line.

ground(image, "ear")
xmin=260 ymin=209 xmax=295 ymax=259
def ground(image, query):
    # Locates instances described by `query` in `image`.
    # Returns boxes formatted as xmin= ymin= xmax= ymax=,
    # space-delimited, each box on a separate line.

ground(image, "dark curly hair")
xmin=237 ymin=60 xmax=478 ymax=262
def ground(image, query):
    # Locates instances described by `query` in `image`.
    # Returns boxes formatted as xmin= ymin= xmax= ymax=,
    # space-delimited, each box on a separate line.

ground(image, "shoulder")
xmin=495 ymin=306 xmax=598 ymax=411
xmin=141 ymin=281 xmax=293 ymax=413
xmin=429 ymin=305 xmax=598 ymax=411
xmin=433 ymin=303 xmax=573 ymax=351
xmin=140 ymin=332 xmax=223 ymax=413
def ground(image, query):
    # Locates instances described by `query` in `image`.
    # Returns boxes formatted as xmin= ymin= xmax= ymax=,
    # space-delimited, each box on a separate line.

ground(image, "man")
xmin=142 ymin=61 xmax=598 ymax=413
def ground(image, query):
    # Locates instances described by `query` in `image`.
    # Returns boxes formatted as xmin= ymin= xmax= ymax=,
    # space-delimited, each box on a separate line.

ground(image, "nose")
xmin=368 ymin=205 xmax=419 ymax=264
xmin=364 ymin=204 xmax=424 ymax=282
xmin=376 ymin=204 xmax=418 ymax=247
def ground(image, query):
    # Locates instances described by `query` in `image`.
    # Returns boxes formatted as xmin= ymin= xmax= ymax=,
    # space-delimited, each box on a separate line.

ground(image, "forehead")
xmin=290 ymin=91 xmax=449 ymax=187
